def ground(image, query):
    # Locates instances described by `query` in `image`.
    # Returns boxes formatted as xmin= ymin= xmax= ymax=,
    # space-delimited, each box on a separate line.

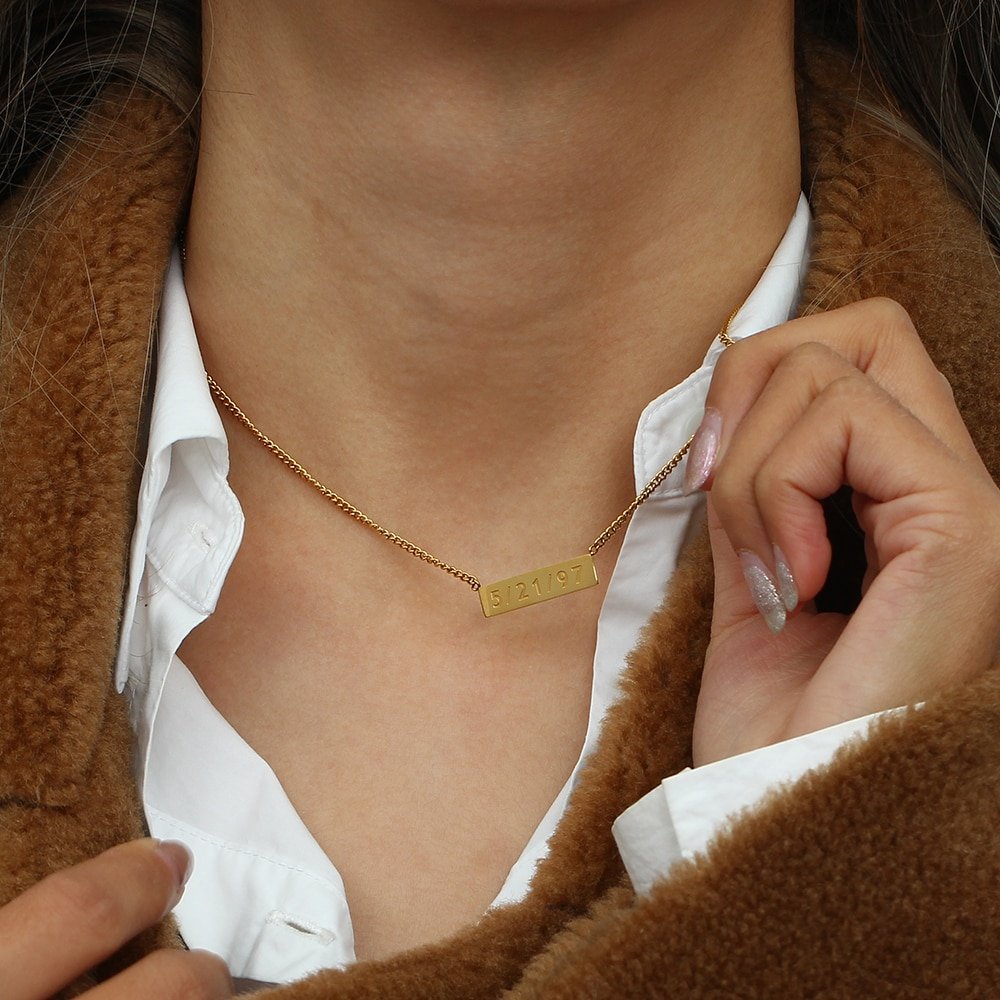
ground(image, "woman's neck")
xmin=184 ymin=0 xmax=800 ymax=572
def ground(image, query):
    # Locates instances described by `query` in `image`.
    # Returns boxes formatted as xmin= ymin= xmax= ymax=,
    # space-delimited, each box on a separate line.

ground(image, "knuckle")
xmin=144 ymin=949 xmax=232 ymax=1000
xmin=752 ymin=459 xmax=787 ymax=503
xmin=709 ymin=460 xmax=756 ymax=524
xmin=916 ymin=517 xmax=979 ymax=565
xmin=778 ymin=340 xmax=844 ymax=379
xmin=752 ymin=461 xmax=815 ymax=543
xmin=936 ymin=366 xmax=956 ymax=398
xmin=44 ymin=869 xmax=126 ymax=939
xmin=864 ymin=295 xmax=917 ymax=338
xmin=865 ymin=298 xmax=922 ymax=366
xmin=818 ymin=372 xmax=865 ymax=408
xmin=788 ymin=340 xmax=833 ymax=363
xmin=913 ymin=489 xmax=993 ymax=555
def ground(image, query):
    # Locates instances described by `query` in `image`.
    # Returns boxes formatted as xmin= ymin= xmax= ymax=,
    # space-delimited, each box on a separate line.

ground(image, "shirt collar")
xmin=114 ymin=247 xmax=243 ymax=691
xmin=728 ymin=190 xmax=812 ymax=342
xmin=148 ymin=248 xmax=230 ymax=464
xmin=115 ymin=193 xmax=812 ymax=692
xmin=633 ymin=191 xmax=812 ymax=488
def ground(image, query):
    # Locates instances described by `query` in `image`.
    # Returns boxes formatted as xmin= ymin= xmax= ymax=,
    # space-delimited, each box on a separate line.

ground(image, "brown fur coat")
xmin=2 ymin=31 xmax=1000 ymax=1000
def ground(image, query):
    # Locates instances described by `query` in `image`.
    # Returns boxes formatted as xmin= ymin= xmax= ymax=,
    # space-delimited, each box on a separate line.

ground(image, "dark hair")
xmin=0 ymin=1 xmax=200 ymax=206
xmin=1 ymin=0 xmax=998 ymax=250
xmin=799 ymin=0 xmax=999 ymax=250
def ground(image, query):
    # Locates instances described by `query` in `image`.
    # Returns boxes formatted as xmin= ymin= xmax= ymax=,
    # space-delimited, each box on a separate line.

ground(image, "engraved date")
xmin=480 ymin=555 xmax=599 ymax=617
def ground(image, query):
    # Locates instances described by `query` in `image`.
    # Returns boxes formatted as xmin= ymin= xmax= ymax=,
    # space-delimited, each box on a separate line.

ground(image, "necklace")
xmin=178 ymin=235 xmax=736 ymax=617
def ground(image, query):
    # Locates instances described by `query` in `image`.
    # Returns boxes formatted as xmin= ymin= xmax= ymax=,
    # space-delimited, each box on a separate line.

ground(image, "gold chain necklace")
xmin=178 ymin=236 xmax=736 ymax=617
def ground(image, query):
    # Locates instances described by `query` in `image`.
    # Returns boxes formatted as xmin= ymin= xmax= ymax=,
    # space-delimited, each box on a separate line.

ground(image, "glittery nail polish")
xmin=738 ymin=550 xmax=786 ymax=633
xmin=682 ymin=407 xmax=722 ymax=496
xmin=772 ymin=544 xmax=799 ymax=612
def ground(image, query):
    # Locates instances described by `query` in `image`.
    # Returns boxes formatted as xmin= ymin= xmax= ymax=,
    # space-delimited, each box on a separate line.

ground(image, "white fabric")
xmin=612 ymin=707 xmax=897 ymax=896
xmin=114 ymin=192 xmax=883 ymax=984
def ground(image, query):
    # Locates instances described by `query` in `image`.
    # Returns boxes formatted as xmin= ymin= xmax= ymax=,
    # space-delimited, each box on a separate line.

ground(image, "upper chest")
xmin=124 ymin=367 xmax=711 ymax=968
xmin=173 ymin=514 xmax=606 ymax=961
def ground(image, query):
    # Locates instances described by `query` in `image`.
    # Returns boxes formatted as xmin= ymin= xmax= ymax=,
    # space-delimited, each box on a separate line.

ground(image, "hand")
xmin=0 ymin=839 xmax=233 ymax=1000
xmin=687 ymin=297 xmax=1000 ymax=766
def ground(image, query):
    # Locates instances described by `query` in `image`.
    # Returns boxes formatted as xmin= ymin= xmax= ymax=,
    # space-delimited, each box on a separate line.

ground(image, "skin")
xmin=695 ymin=298 xmax=1000 ymax=766
xmin=0 ymin=841 xmax=232 ymax=999
xmin=177 ymin=0 xmax=800 ymax=960
xmin=8 ymin=320 xmax=998 ymax=999
xmin=6 ymin=0 xmax=1000 ymax=992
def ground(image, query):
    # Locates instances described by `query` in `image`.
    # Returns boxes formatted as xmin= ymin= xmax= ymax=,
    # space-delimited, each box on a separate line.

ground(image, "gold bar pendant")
xmin=480 ymin=555 xmax=599 ymax=618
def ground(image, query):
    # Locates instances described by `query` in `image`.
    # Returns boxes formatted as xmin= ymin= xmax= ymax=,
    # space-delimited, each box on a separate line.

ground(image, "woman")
xmin=1 ymin=0 xmax=999 ymax=997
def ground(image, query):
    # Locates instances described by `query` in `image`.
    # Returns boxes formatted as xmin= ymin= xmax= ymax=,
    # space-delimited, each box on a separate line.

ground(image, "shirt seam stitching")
xmin=145 ymin=806 xmax=347 ymax=894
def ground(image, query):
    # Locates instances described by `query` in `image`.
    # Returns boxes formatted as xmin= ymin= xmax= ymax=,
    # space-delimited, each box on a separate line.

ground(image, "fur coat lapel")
xmin=1 ymin=33 xmax=999 ymax=998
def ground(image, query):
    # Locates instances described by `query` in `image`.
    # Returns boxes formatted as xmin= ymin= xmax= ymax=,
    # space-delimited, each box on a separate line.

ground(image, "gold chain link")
xmin=181 ymin=236 xmax=737 ymax=593
xmin=588 ymin=318 xmax=737 ymax=556
xmin=205 ymin=375 xmax=485 ymax=590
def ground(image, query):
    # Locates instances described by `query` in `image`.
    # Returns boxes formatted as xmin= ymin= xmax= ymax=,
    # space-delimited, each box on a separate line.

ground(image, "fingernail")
xmin=682 ymin=407 xmax=722 ymax=496
xmin=155 ymin=840 xmax=194 ymax=890
xmin=738 ymin=550 xmax=786 ymax=633
xmin=772 ymin=544 xmax=799 ymax=612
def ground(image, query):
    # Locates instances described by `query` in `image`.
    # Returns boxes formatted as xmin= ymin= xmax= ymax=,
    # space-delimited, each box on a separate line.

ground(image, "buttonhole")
xmin=265 ymin=910 xmax=337 ymax=946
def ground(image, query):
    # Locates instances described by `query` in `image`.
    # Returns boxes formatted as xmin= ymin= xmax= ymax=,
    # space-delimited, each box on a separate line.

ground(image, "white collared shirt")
xmin=116 ymin=193 xmax=883 ymax=984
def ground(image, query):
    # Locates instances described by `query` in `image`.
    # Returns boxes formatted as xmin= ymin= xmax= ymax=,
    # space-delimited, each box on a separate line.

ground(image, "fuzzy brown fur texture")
xmin=2 ymin=31 xmax=1000 ymax=1000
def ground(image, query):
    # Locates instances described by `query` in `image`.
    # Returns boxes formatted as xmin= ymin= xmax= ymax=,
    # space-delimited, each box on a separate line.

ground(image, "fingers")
xmin=689 ymin=296 xmax=998 ymax=634
xmin=84 ymin=950 xmax=233 ymax=1000
xmin=709 ymin=343 xmax=976 ymax=612
xmin=715 ymin=371 xmax=960 ymax=612
xmin=0 ymin=839 xmax=194 ymax=1000
xmin=704 ymin=338 xmax=1000 ymax=721
xmin=693 ymin=295 xmax=1000 ymax=753
xmin=696 ymin=297 xmax=981 ymax=481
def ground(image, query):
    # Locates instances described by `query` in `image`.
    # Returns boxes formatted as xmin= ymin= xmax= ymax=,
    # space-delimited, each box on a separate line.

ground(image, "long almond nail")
xmin=682 ymin=407 xmax=722 ymax=495
xmin=772 ymin=544 xmax=799 ymax=612
xmin=738 ymin=550 xmax=786 ymax=633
